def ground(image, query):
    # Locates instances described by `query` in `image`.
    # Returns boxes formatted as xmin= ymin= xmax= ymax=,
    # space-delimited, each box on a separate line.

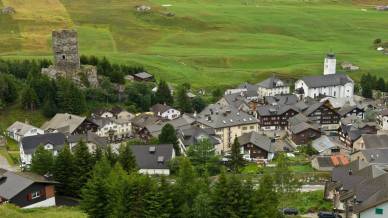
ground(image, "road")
xmin=0 ymin=153 xmax=18 ymax=171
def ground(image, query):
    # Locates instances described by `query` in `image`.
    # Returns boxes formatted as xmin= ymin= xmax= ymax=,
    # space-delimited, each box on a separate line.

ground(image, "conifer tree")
xmin=159 ymin=123 xmax=180 ymax=155
xmin=52 ymin=145 xmax=75 ymax=196
xmin=211 ymin=170 xmax=229 ymax=217
xmin=176 ymin=84 xmax=193 ymax=113
xmin=193 ymin=192 xmax=212 ymax=218
xmin=252 ymin=173 xmax=282 ymax=218
xmin=118 ymin=143 xmax=137 ymax=173
xmin=230 ymin=137 xmax=244 ymax=173
xmin=20 ymin=85 xmax=38 ymax=111
xmin=30 ymin=145 xmax=54 ymax=175
xmin=155 ymin=80 xmax=173 ymax=105
xmin=80 ymin=157 xmax=112 ymax=218
xmin=73 ymin=140 xmax=93 ymax=194
xmin=107 ymin=163 xmax=128 ymax=218
xmin=105 ymin=144 xmax=118 ymax=166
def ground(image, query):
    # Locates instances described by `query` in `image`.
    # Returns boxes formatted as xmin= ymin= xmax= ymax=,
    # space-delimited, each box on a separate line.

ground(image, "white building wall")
xmin=359 ymin=201 xmax=388 ymax=218
xmin=139 ymin=169 xmax=170 ymax=175
xmin=23 ymin=197 xmax=56 ymax=209
xmin=161 ymin=109 xmax=181 ymax=120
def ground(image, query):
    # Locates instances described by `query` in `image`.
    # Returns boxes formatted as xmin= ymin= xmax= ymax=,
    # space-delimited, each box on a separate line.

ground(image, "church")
xmin=294 ymin=53 xmax=354 ymax=99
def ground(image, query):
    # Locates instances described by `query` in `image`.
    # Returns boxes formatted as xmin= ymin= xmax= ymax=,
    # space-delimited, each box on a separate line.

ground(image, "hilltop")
xmin=1 ymin=0 xmax=388 ymax=88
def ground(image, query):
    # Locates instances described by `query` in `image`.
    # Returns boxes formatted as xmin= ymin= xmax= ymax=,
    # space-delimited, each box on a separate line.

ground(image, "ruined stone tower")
xmin=52 ymin=29 xmax=80 ymax=76
xmin=42 ymin=29 xmax=98 ymax=87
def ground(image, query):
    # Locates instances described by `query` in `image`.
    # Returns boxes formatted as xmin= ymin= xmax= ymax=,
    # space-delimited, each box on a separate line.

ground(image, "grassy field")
xmin=1 ymin=0 xmax=388 ymax=88
xmin=0 ymin=204 xmax=86 ymax=218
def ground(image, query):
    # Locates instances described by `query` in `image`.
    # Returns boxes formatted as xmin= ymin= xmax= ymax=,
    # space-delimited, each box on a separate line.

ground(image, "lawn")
xmin=0 ymin=0 xmax=388 ymax=88
xmin=0 ymin=204 xmax=86 ymax=218
xmin=281 ymin=190 xmax=332 ymax=214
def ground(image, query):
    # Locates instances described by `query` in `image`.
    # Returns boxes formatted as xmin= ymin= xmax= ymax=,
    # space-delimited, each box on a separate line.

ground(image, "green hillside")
xmin=1 ymin=0 xmax=388 ymax=88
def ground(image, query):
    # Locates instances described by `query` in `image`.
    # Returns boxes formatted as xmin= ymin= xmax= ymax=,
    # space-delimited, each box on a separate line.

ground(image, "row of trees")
xmin=360 ymin=73 xmax=388 ymax=98
xmin=30 ymin=141 xmax=137 ymax=197
xmin=81 ymin=156 xmax=283 ymax=218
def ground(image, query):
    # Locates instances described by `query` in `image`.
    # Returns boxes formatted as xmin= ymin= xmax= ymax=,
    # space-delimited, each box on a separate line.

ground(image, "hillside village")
xmin=0 ymin=25 xmax=387 ymax=218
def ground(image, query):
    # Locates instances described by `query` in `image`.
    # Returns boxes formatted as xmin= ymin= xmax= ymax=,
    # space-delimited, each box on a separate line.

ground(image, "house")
xmin=218 ymin=93 xmax=254 ymax=114
xmin=237 ymin=132 xmax=274 ymax=162
xmin=92 ymin=107 xmax=134 ymax=121
xmin=145 ymin=114 xmax=196 ymax=138
xmin=177 ymin=126 xmax=221 ymax=155
xmin=295 ymin=54 xmax=354 ymax=99
xmin=256 ymin=104 xmax=299 ymax=130
xmin=224 ymin=82 xmax=259 ymax=100
xmin=377 ymin=109 xmax=388 ymax=131
xmin=338 ymin=104 xmax=365 ymax=119
xmin=20 ymin=133 xmax=66 ymax=167
xmin=0 ymin=169 xmax=57 ymax=208
xmin=287 ymin=113 xmax=321 ymax=145
xmin=195 ymin=103 xmax=259 ymax=154
xmin=302 ymin=100 xmax=341 ymax=131
xmin=131 ymin=113 xmax=162 ymax=141
xmin=341 ymin=62 xmax=359 ymax=71
xmin=353 ymin=134 xmax=388 ymax=152
xmin=311 ymin=155 xmax=349 ymax=171
xmin=264 ymin=94 xmax=298 ymax=106
xmin=257 ymin=76 xmax=290 ymax=97
xmin=312 ymin=135 xmax=343 ymax=156
xmin=67 ymin=132 xmax=108 ymax=153
xmin=351 ymin=148 xmax=388 ymax=169
xmin=7 ymin=121 xmax=44 ymax=142
xmin=41 ymin=113 xmax=98 ymax=135
xmin=133 ymin=72 xmax=154 ymax=82
xmin=338 ymin=116 xmax=377 ymax=147
xmin=92 ymin=116 xmax=132 ymax=142
xmin=130 ymin=144 xmax=175 ymax=175
xmin=354 ymin=188 xmax=388 ymax=218
xmin=151 ymin=104 xmax=181 ymax=120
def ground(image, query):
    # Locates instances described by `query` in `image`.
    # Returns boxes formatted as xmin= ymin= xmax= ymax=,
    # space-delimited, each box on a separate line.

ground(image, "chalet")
xmin=303 ymin=100 xmax=341 ymax=131
xmin=67 ymin=132 xmax=108 ymax=152
xmin=312 ymin=135 xmax=343 ymax=156
xmin=338 ymin=104 xmax=365 ymax=119
xmin=92 ymin=107 xmax=134 ymax=121
xmin=287 ymin=114 xmax=321 ymax=145
xmin=20 ymin=133 xmax=66 ymax=167
xmin=237 ymin=132 xmax=274 ymax=162
xmin=177 ymin=126 xmax=220 ymax=154
xmin=264 ymin=94 xmax=298 ymax=106
xmin=92 ymin=116 xmax=131 ymax=142
xmin=196 ymin=103 xmax=259 ymax=154
xmin=351 ymin=148 xmax=388 ymax=168
xmin=338 ymin=116 xmax=377 ymax=147
xmin=218 ymin=93 xmax=253 ymax=114
xmin=151 ymin=104 xmax=181 ymax=120
xmin=295 ymin=54 xmax=354 ymax=99
xmin=7 ymin=121 xmax=44 ymax=142
xmin=224 ymin=82 xmax=259 ymax=101
xmin=41 ymin=113 xmax=98 ymax=135
xmin=311 ymin=155 xmax=349 ymax=171
xmin=0 ymin=169 xmax=57 ymax=208
xmin=131 ymin=113 xmax=162 ymax=141
xmin=353 ymin=134 xmax=388 ymax=152
xmin=257 ymin=76 xmax=290 ymax=97
xmin=377 ymin=109 xmax=388 ymax=131
xmin=145 ymin=114 xmax=195 ymax=138
xmin=256 ymin=104 xmax=298 ymax=130
xmin=133 ymin=72 xmax=154 ymax=82
xmin=130 ymin=144 xmax=175 ymax=175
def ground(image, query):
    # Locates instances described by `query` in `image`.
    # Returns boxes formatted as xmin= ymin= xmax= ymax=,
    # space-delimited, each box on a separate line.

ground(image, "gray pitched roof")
xmin=237 ymin=132 xmax=273 ymax=152
xmin=237 ymin=82 xmax=258 ymax=92
xmin=312 ymin=136 xmax=338 ymax=153
xmin=151 ymin=104 xmax=174 ymax=114
xmin=67 ymin=132 xmax=108 ymax=147
xmin=41 ymin=113 xmax=86 ymax=134
xmin=177 ymin=127 xmax=219 ymax=147
xmin=289 ymin=122 xmax=319 ymax=134
xmin=299 ymin=73 xmax=353 ymax=88
xmin=264 ymin=94 xmax=298 ymax=106
xmin=257 ymin=104 xmax=298 ymax=116
xmin=130 ymin=144 xmax=174 ymax=169
xmin=196 ymin=103 xmax=258 ymax=129
xmin=7 ymin=121 xmax=41 ymax=136
xmin=361 ymin=134 xmax=388 ymax=149
xmin=0 ymin=169 xmax=56 ymax=200
xmin=257 ymin=76 xmax=287 ymax=89
xmin=146 ymin=114 xmax=195 ymax=137
xmin=21 ymin=133 xmax=66 ymax=155
xmin=134 ymin=72 xmax=153 ymax=79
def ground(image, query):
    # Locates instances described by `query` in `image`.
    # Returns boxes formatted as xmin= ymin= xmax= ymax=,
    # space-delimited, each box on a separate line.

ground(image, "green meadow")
xmin=0 ymin=0 xmax=388 ymax=88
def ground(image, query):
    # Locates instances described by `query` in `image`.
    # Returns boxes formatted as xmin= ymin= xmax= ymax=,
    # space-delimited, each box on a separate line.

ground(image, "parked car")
xmin=318 ymin=211 xmax=342 ymax=218
xmin=281 ymin=208 xmax=299 ymax=215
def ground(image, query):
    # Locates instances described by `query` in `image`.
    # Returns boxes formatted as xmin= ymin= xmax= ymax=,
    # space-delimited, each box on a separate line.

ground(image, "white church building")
xmin=295 ymin=53 xmax=354 ymax=99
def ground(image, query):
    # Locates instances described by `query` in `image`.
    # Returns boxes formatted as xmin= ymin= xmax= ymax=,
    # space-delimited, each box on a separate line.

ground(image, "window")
xmin=31 ymin=191 xmax=40 ymax=199
xmin=375 ymin=208 xmax=383 ymax=215
xmin=242 ymin=127 xmax=247 ymax=130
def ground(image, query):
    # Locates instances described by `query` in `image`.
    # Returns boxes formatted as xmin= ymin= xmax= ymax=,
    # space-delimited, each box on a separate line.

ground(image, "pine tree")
xmin=20 ymin=85 xmax=38 ymax=111
xmin=192 ymin=96 xmax=207 ymax=113
xmin=30 ymin=145 xmax=54 ymax=175
xmin=193 ymin=192 xmax=212 ymax=218
xmin=118 ymin=143 xmax=137 ymax=173
xmin=252 ymin=173 xmax=282 ymax=218
xmin=105 ymin=144 xmax=118 ymax=166
xmin=52 ymin=145 xmax=76 ymax=196
xmin=155 ymin=80 xmax=173 ymax=105
xmin=42 ymin=95 xmax=58 ymax=118
xmin=187 ymin=139 xmax=220 ymax=176
xmin=107 ymin=163 xmax=128 ymax=218
xmin=73 ymin=140 xmax=93 ymax=194
xmin=158 ymin=176 xmax=174 ymax=217
xmin=176 ymin=84 xmax=193 ymax=113
xmin=377 ymin=77 xmax=386 ymax=92
xmin=230 ymin=137 xmax=244 ymax=173
xmin=80 ymin=157 xmax=112 ymax=218
xmin=211 ymin=171 xmax=229 ymax=217
xmin=159 ymin=123 xmax=180 ymax=155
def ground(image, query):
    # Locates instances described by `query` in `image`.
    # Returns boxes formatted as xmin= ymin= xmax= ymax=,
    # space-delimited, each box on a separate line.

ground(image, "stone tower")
xmin=324 ymin=53 xmax=336 ymax=75
xmin=52 ymin=29 xmax=80 ymax=76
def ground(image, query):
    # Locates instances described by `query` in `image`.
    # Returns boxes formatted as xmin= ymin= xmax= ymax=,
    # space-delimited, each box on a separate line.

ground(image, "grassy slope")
xmin=1 ymin=0 xmax=388 ymax=88
xmin=0 ymin=204 xmax=86 ymax=218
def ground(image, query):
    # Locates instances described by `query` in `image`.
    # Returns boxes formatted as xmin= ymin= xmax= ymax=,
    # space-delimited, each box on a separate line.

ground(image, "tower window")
xmin=62 ymin=55 xmax=66 ymax=60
